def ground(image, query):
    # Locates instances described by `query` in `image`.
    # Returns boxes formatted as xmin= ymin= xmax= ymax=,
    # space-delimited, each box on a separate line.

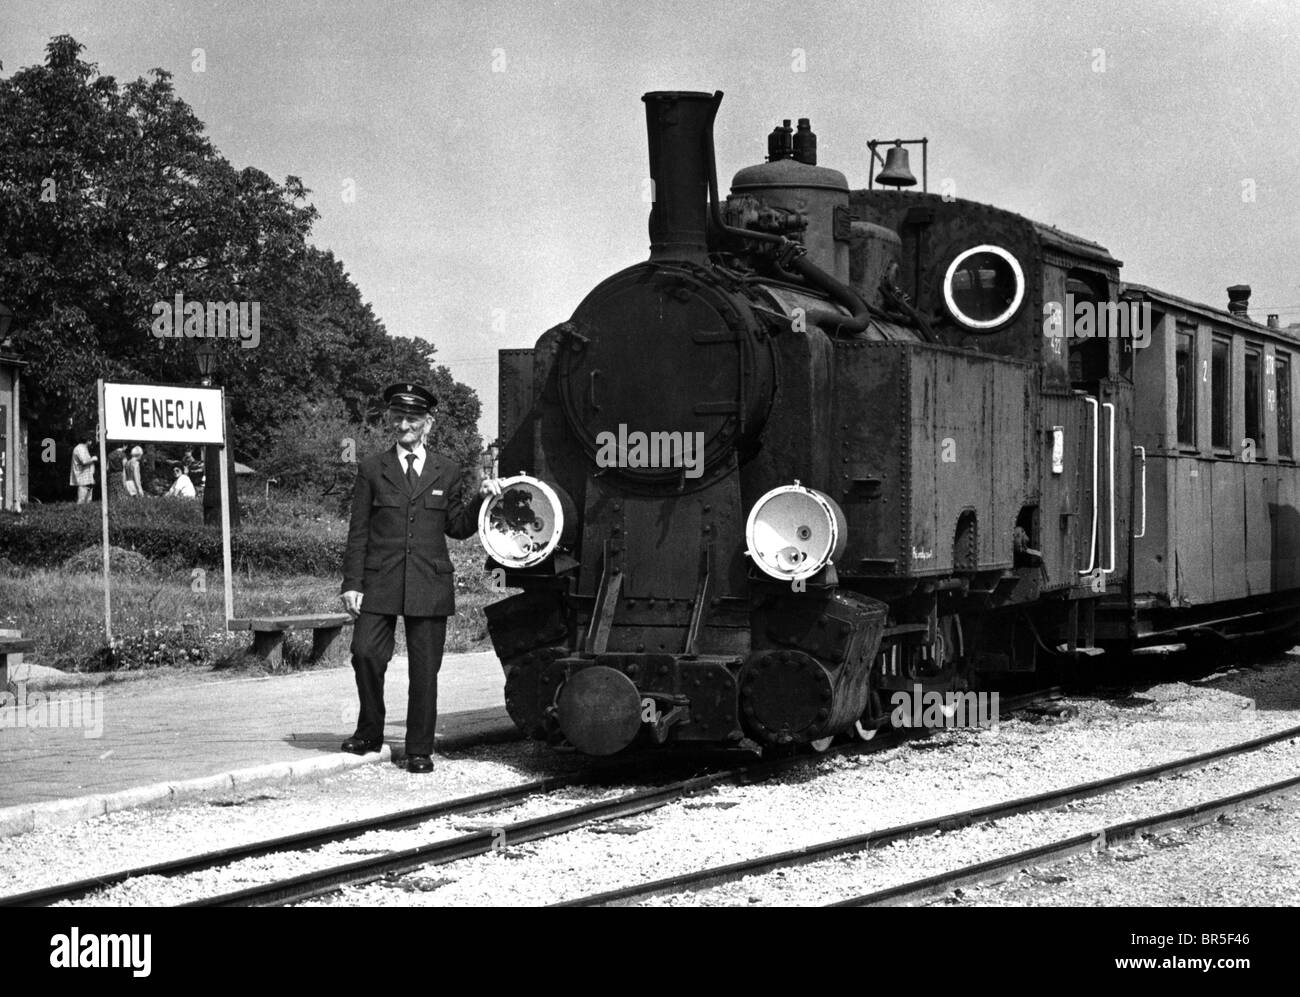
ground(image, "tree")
xmin=0 ymin=37 xmax=481 ymax=502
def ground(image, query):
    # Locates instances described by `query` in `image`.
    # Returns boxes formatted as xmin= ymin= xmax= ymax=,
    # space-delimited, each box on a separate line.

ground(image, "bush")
xmin=63 ymin=545 xmax=153 ymax=575
xmin=0 ymin=498 xmax=346 ymax=575
xmin=90 ymin=625 xmax=212 ymax=672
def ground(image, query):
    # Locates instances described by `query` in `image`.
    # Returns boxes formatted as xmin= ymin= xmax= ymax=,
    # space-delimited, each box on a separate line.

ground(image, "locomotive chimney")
xmin=767 ymin=119 xmax=793 ymax=161
xmin=642 ymin=91 xmax=723 ymax=263
xmin=793 ymin=118 xmax=817 ymax=165
xmin=1227 ymin=284 xmax=1251 ymax=319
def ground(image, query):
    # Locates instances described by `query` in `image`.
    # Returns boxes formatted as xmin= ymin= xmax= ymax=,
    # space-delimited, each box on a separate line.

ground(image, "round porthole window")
xmin=942 ymin=244 xmax=1025 ymax=330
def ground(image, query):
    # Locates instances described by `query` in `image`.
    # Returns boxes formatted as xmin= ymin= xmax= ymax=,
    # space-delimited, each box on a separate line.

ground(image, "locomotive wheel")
xmin=851 ymin=719 xmax=882 ymax=742
xmin=850 ymin=689 xmax=887 ymax=741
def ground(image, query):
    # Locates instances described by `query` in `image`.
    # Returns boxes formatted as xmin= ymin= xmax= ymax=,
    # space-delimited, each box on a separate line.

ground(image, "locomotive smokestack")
xmin=642 ymin=91 xmax=723 ymax=263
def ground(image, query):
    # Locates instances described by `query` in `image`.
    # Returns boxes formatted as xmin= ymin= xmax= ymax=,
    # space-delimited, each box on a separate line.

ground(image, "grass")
xmin=0 ymin=533 xmax=507 ymax=675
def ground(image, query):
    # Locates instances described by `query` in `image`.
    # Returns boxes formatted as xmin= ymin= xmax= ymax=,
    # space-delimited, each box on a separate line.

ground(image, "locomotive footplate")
xmin=542 ymin=653 xmax=743 ymax=755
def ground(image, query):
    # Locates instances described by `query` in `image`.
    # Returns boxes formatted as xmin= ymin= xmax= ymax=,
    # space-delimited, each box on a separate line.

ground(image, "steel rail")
xmin=555 ymin=722 xmax=1300 ymax=906
xmin=0 ymin=774 xmax=581 ymax=907
xmin=187 ymin=763 xmax=806 ymax=907
xmin=6 ymin=688 xmax=1064 ymax=907
xmin=180 ymin=704 xmax=1024 ymax=907
xmin=827 ymin=773 xmax=1300 ymax=907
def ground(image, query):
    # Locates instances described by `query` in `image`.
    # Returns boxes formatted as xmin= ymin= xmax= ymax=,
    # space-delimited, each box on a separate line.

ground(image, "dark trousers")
xmin=350 ymin=611 xmax=448 ymax=755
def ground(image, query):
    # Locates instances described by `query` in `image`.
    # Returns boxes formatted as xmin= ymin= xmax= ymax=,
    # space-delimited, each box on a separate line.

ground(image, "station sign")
xmin=103 ymin=383 xmax=225 ymax=444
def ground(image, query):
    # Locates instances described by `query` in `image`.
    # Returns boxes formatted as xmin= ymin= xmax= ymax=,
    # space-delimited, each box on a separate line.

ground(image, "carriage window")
xmin=1279 ymin=353 xmax=1293 ymax=459
xmin=1244 ymin=347 xmax=1262 ymax=455
xmin=1211 ymin=338 xmax=1231 ymax=450
xmin=1175 ymin=329 xmax=1195 ymax=445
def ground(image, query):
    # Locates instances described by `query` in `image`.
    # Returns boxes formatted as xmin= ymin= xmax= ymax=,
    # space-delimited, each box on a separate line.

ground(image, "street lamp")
xmin=481 ymin=441 xmax=500 ymax=480
xmin=194 ymin=341 xmax=239 ymax=527
xmin=196 ymin=341 xmax=217 ymax=386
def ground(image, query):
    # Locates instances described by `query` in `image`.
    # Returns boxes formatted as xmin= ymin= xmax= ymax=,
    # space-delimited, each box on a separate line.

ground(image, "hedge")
xmin=0 ymin=499 xmax=346 ymax=575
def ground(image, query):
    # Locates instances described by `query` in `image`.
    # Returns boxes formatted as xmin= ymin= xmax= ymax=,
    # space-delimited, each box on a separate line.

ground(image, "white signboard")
xmin=103 ymin=383 xmax=224 ymax=444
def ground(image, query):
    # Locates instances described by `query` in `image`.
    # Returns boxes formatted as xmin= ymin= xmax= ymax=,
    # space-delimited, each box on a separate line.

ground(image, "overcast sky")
xmin=4 ymin=0 xmax=1299 ymax=442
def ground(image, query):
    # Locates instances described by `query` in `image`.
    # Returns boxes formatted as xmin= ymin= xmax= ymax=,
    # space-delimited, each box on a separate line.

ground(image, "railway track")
xmin=0 ymin=688 xmax=1075 ymax=908
xmin=826 ymin=773 xmax=1300 ymax=907
xmin=0 ymin=729 xmax=890 ymax=907
xmin=554 ymin=722 xmax=1300 ymax=907
xmin=0 ymin=774 xmax=582 ymax=907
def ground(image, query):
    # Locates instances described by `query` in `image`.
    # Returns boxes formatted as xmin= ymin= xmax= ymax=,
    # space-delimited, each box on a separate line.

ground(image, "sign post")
xmin=217 ymin=387 xmax=234 ymax=623
xmin=97 ymin=380 xmax=111 ymax=642
xmin=98 ymin=381 xmax=229 ymax=643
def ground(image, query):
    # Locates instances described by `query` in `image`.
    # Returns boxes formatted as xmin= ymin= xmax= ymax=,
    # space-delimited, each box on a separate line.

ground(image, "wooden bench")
xmin=227 ymin=614 xmax=353 ymax=665
xmin=0 ymin=637 xmax=35 ymax=690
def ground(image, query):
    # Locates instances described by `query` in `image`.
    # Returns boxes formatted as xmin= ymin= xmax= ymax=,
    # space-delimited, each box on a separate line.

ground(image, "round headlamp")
xmin=478 ymin=475 xmax=570 ymax=569
xmin=744 ymin=483 xmax=847 ymax=581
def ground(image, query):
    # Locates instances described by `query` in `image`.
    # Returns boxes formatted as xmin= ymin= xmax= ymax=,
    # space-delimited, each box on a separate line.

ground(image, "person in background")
xmin=69 ymin=434 xmax=97 ymax=504
xmin=123 ymin=445 xmax=144 ymax=497
xmin=105 ymin=446 xmax=128 ymax=503
xmin=167 ymin=464 xmax=196 ymax=498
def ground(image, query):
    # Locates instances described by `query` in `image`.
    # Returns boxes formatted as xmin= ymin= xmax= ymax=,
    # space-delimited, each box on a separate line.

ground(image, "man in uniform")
xmin=338 ymin=382 xmax=501 ymax=773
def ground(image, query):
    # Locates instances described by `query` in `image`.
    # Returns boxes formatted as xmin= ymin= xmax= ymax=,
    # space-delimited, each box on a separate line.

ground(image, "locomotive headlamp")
xmin=745 ymin=482 xmax=847 ymax=581
xmin=943 ymin=244 xmax=1025 ymax=330
xmin=478 ymin=475 xmax=572 ymax=569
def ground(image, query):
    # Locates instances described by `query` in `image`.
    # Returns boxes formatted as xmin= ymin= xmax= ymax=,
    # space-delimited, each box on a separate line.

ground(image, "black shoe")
xmin=406 ymin=754 xmax=433 ymax=774
xmin=341 ymin=736 xmax=382 ymax=755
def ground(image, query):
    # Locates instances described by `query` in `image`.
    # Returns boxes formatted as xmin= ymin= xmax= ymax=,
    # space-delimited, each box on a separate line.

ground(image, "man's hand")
xmin=340 ymin=590 xmax=363 ymax=619
xmin=480 ymin=477 xmax=504 ymax=497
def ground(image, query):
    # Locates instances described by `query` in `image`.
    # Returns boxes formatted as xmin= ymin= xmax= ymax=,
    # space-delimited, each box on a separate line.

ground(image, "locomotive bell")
xmin=875 ymin=143 xmax=917 ymax=187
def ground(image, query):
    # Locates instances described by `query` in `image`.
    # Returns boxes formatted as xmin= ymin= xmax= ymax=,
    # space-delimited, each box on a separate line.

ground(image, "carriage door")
xmin=1066 ymin=275 xmax=1132 ymax=594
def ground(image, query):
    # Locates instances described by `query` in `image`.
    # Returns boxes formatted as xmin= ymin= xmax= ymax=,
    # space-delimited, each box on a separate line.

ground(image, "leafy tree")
xmin=0 ymin=36 xmax=481 ymax=502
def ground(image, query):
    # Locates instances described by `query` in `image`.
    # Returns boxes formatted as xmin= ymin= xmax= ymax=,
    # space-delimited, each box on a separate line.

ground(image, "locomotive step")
xmin=1054 ymin=644 xmax=1106 ymax=657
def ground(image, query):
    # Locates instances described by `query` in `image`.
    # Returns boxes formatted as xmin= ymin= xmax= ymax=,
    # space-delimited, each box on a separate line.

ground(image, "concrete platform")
xmin=0 ymin=651 xmax=516 ymax=835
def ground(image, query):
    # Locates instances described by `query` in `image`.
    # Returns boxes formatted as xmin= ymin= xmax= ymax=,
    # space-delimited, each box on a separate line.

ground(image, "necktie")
xmin=405 ymin=453 xmax=418 ymax=491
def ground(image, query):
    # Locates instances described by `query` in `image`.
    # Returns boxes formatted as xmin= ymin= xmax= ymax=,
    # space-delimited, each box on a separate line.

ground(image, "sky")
xmin=3 ymin=0 xmax=1299 ymax=443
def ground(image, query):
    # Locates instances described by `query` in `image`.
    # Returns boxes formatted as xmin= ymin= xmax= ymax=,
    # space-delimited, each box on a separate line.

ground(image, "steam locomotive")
xmin=477 ymin=90 xmax=1300 ymax=755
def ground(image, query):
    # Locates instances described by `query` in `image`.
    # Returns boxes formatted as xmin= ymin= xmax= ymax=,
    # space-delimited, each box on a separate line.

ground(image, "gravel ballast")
xmin=3 ymin=655 xmax=1298 ymax=907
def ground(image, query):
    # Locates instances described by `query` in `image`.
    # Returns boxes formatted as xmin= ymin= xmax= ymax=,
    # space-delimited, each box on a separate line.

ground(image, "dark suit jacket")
xmin=341 ymin=448 xmax=484 ymax=617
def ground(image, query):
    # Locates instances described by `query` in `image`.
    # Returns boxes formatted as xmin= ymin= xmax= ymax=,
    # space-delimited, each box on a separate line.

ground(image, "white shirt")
xmin=168 ymin=473 xmax=196 ymax=498
xmin=395 ymin=442 xmax=426 ymax=480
